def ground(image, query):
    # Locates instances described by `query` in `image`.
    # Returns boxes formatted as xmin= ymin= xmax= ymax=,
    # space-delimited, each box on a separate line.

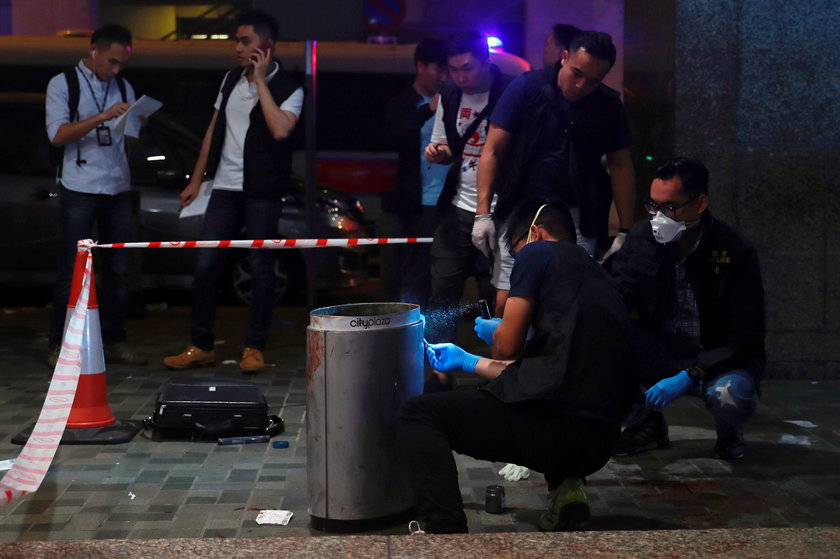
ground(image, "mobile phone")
xmin=250 ymin=39 xmax=274 ymax=64
xmin=257 ymin=39 xmax=274 ymax=55
xmin=477 ymin=299 xmax=492 ymax=319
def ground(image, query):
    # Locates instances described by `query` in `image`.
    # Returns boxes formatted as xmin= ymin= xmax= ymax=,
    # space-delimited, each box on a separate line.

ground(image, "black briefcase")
xmin=148 ymin=378 xmax=283 ymax=440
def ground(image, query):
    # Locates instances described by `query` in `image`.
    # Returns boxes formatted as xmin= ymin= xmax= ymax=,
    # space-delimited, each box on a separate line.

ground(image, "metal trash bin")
xmin=306 ymin=302 xmax=424 ymax=530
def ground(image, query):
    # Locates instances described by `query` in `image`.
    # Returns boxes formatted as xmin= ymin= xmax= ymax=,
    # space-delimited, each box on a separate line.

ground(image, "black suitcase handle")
xmin=190 ymin=414 xmax=283 ymax=438
xmin=266 ymin=415 xmax=284 ymax=437
xmin=143 ymin=413 xmax=284 ymax=440
xmin=192 ymin=415 xmax=243 ymax=437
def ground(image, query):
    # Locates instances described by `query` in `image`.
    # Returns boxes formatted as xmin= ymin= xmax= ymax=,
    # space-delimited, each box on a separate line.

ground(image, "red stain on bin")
xmin=307 ymin=330 xmax=323 ymax=385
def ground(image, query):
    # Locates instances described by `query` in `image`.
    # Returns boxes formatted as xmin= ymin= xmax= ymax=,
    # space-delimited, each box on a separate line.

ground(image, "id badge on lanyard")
xmin=96 ymin=124 xmax=112 ymax=146
xmin=80 ymin=70 xmax=115 ymax=148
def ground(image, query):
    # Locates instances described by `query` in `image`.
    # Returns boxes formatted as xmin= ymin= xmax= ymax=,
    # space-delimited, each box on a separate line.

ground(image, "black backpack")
xmin=50 ymin=67 xmax=127 ymax=179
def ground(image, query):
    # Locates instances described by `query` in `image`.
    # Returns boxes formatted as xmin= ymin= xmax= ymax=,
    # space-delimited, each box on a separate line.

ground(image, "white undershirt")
xmin=430 ymin=90 xmax=495 ymax=212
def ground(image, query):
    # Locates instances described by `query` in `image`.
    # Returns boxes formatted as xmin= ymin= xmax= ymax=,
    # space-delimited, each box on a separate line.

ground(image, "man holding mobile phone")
xmin=164 ymin=10 xmax=303 ymax=373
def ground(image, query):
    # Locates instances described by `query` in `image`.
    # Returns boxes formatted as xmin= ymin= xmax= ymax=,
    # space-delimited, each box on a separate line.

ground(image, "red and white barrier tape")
xmin=1 ymin=236 xmax=432 ymax=505
xmin=0 ymin=249 xmax=92 ymax=505
xmin=96 ymin=237 xmax=433 ymax=249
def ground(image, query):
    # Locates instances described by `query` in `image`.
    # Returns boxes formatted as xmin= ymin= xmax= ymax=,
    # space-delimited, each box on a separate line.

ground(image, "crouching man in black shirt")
xmin=398 ymin=199 xmax=638 ymax=534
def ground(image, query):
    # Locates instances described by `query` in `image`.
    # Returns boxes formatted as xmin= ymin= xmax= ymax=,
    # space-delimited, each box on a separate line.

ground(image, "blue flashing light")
xmin=486 ymin=36 xmax=503 ymax=50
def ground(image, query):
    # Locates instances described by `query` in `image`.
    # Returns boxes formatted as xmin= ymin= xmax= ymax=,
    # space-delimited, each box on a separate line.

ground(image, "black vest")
xmin=482 ymin=241 xmax=638 ymax=424
xmin=205 ymin=63 xmax=300 ymax=199
xmin=435 ymin=64 xmax=511 ymax=211
xmin=493 ymin=62 xmax=628 ymax=239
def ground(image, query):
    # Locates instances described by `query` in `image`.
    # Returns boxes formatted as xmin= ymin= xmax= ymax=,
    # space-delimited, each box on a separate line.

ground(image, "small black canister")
xmin=485 ymin=485 xmax=506 ymax=513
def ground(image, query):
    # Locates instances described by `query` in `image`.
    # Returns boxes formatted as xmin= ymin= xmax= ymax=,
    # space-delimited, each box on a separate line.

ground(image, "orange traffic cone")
xmin=12 ymin=245 xmax=140 ymax=445
xmin=64 ymin=249 xmax=115 ymax=428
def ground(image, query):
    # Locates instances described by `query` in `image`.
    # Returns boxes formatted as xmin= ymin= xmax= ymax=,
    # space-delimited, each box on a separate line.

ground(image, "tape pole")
xmin=0 ymin=243 xmax=93 ymax=505
xmin=96 ymin=237 xmax=434 ymax=249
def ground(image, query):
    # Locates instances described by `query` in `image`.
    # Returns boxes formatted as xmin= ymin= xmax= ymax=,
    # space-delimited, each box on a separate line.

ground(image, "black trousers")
xmin=397 ymin=390 xmax=617 ymax=533
xmin=427 ymin=205 xmax=495 ymax=342
xmin=379 ymin=206 xmax=439 ymax=308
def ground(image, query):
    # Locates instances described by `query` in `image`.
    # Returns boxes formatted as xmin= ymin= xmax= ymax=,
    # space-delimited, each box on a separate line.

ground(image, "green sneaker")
xmin=539 ymin=477 xmax=590 ymax=531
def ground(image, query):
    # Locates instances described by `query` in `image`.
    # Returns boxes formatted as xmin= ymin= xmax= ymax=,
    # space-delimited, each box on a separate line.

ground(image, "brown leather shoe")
xmin=163 ymin=345 xmax=215 ymax=370
xmin=240 ymin=347 xmax=265 ymax=373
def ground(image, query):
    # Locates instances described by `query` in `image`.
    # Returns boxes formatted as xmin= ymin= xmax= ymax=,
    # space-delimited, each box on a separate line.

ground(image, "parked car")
xmin=0 ymin=92 xmax=369 ymax=304
xmin=0 ymin=36 xmax=530 ymax=201
xmin=0 ymin=37 xmax=530 ymax=303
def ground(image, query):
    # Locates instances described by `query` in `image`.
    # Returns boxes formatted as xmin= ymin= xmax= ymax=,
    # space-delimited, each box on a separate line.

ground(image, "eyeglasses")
xmin=509 ymin=204 xmax=548 ymax=257
xmin=508 ymin=235 xmax=524 ymax=258
xmin=644 ymin=196 xmax=698 ymax=217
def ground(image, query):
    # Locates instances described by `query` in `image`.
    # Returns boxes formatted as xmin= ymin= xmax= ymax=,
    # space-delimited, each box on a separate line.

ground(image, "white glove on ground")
xmin=498 ymin=463 xmax=530 ymax=482
xmin=471 ymin=214 xmax=495 ymax=258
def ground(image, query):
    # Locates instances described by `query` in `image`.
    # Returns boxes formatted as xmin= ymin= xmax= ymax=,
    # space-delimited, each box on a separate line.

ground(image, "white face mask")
xmin=650 ymin=211 xmax=686 ymax=244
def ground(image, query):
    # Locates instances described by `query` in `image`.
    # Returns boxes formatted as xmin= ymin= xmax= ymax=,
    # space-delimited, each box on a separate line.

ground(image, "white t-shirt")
xmin=212 ymin=64 xmax=304 ymax=191
xmin=430 ymin=90 xmax=496 ymax=213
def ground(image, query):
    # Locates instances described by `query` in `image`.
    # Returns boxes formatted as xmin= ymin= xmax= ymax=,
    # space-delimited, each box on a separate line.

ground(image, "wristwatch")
xmin=686 ymin=366 xmax=706 ymax=385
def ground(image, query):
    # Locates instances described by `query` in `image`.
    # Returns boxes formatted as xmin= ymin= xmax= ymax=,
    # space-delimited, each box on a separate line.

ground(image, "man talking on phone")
xmin=164 ymin=10 xmax=303 ymax=373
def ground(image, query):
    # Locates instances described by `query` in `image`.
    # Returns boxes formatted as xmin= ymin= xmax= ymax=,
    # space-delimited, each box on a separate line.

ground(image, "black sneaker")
xmin=612 ymin=411 xmax=669 ymax=456
xmin=714 ymin=431 xmax=746 ymax=460
xmin=45 ymin=345 xmax=61 ymax=369
xmin=104 ymin=342 xmax=148 ymax=366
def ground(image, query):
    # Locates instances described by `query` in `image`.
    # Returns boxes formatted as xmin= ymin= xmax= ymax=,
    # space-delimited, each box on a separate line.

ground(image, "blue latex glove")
xmin=474 ymin=317 xmax=502 ymax=345
xmin=645 ymin=370 xmax=693 ymax=410
xmin=425 ymin=342 xmax=480 ymax=374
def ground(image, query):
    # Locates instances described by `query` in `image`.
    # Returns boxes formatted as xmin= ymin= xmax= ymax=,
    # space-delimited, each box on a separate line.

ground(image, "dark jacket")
xmin=492 ymin=62 xmax=631 ymax=239
xmin=483 ymin=241 xmax=639 ymax=426
xmin=607 ymin=212 xmax=766 ymax=381
xmin=381 ymin=86 xmax=436 ymax=214
xmin=205 ymin=62 xmax=300 ymax=199
xmin=436 ymin=64 xmax=511 ymax=211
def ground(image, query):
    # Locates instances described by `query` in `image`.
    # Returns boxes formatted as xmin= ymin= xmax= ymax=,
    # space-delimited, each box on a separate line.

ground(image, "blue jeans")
xmin=626 ymin=326 xmax=757 ymax=436
xmin=190 ymin=190 xmax=281 ymax=352
xmin=49 ymin=185 xmax=132 ymax=346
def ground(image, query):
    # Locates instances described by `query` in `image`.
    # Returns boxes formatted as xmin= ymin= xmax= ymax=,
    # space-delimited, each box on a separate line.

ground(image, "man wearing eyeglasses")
xmin=606 ymin=157 xmax=765 ymax=460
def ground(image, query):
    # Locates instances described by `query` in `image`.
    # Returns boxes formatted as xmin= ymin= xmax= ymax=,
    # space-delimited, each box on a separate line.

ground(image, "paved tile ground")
xmin=0 ymin=302 xmax=839 ymax=545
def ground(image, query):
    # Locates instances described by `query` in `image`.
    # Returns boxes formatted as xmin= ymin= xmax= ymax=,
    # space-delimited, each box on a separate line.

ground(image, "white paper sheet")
xmin=779 ymin=434 xmax=812 ymax=446
xmin=784 ymin=420 xmax=818 ymax=428
xmin=113 ymin=95 xmax=163 ymax=138
xmin=255 ymin=509 xmax=294 ymax=525
xmin=178 ymin=180 xmax=214 ymax=219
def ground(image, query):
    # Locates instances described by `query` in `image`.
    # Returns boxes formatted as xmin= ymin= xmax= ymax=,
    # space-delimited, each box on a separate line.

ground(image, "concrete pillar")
xmin=674 ymin=0 xmax=840 ymax=378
